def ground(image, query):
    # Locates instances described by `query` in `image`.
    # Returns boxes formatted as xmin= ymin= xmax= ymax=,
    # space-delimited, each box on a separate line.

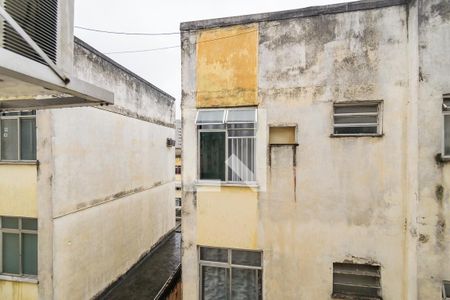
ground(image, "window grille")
xmin=332 ymin=262 xmax=382 ymax=299
xmin=333 ymin=103 xmax=381 ymax=135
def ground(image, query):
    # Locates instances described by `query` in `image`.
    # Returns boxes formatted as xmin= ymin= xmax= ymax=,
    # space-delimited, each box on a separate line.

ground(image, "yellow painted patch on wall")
xmin=196 ymin=25 xmax=258 ymax=108
xmin=0 ymin=280 xmax=38 ymax=300
xmin=0 ymin=165 xmax=37 ymax=217
xmin=197 ymin=186 xmax=258 ymax=249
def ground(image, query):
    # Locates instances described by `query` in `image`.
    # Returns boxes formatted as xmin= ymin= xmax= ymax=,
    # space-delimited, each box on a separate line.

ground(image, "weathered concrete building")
xmin=175 ymin=119 xmax=182 ymax=221
xmin=180 ymin=0 xmax=450 ymax=299
xmin=0 ymin=37 xmax=176 ymax=299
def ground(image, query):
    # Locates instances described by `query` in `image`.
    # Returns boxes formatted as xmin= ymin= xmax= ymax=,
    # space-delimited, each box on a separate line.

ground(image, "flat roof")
xmin=180 ymin=0 xmax=406 ymax=31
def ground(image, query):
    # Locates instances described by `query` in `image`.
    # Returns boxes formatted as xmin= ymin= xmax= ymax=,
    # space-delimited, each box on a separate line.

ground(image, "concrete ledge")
xmin=180 ymin=0 xmax=407 ymax=31
xmin=0 ymin=274 xmax=38 ymax=284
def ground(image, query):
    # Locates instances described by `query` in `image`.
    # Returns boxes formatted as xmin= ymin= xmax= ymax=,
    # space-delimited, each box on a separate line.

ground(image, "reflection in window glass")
xmin=20 ymin=118 xmax=36 ymax=160
xmin=3 ymin=233 xmax=20 ymax=274
xmin=200 ymin=132 xmax=226 ymax=181
xmin=202 ymin=266 xmax=229 ymax=300
xmin=1 ymin=119 xmax=18 ymax=160
xmin=444 ymin=115 xmax=450 ymax=156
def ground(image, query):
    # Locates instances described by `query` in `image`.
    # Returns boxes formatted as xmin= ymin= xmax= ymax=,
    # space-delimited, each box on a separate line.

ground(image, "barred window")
xmin=199 ymin=247 xmax=262 ymax=300
xmin=0 ymin=111 xmax=36 ymax=161
xmin=333 ymin=103 xmax=381 ymax=136
xmin=1 ymin=216 xmax=38 ymax=276
xmin=196 ymin=108 xmax=256 ymax=183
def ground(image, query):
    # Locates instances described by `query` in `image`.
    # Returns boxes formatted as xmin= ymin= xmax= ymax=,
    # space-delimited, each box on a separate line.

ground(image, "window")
xmin=332 ymin=263 xmax=381 ymax=299
xmin=333 ymin=103 xmax=381 ymax=136
xmin=443 ymin=96 xmax=450 ymax=158
xmin=443 ymin=281 xmax=450 ymax=300
xmin=0 ymin=111 xmax=36 ymax=161
xmin=199 ymin=247 xmax=262 ymax=300
xmin=1 ymin=216 xmax=38 ymax=277
xmin=196 ymin=109 xmax=257 ymax=183
xmin=175 ymin=166 xmax=182 ymax=175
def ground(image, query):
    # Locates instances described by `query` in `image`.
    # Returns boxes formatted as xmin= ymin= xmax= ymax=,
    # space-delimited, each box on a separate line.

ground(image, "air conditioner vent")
xmin=2 ymin=0 xmax=58 ymax=65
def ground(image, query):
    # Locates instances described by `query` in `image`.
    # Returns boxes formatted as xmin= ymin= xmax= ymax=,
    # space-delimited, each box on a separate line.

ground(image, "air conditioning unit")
xmin=0 ymin=0 xmax=113 ymax=111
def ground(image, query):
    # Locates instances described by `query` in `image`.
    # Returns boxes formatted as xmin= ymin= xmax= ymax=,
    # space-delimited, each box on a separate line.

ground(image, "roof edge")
xmin=180 ymin=0 xmax=407 ymax=31
xmin=74 ymin=37 xmax=176 ymax=102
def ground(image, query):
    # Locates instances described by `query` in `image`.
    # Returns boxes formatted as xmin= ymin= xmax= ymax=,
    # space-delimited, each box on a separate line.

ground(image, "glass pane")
xmin=1 ymin=119 xmax=19 ymax=160
xmin=334 ymin=126 xmax=378 ymax=135
xmin=202 ymin=266 xmax=229 ymax=300
xmin=334 ymin=104 xmax=378 ymax=114
xmin=227 ymin=110 xmax=256 ymax=123
xmin=22 ymin=233 xmax=38 ymax=275
xmin=231 ymin=268 xmax=260 ymax=300
xmin=444 ymin=282 xmax=450 ymax=297
xmin=228 ymin=130 xmax=255 ymax=137
xmin=200 ymin=247 xmax=228 ymax=263
xmin=196 ymin=110 xmax=225 ymax=124
xmin=20 ymin=111 xmax=36 ymax=116
xmin=3 ymin=233 xmax=20 ymax=274
xmin=2 ymin=217 xmax=19 ymax=229
xmin=232 ymin=250 xmax=261 ymax=267
xmin=334 ymin=115 xmax=377 ymax=124
xmin=200 ymin=132 xmax=226 ymax=181
xmin=444 ymin=115 xmax=450 ymax=156
xmin=20 ymin=118 xmax=37 ymax=160
xmin=22 ymin=218 xmax=38 ymax=230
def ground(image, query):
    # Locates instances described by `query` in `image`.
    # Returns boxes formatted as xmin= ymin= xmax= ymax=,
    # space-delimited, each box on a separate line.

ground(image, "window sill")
xmin=0 ymin=274 xmax=38 ymax=284
xmin=330 ymin=134 xmax=383 ymax=138
xmin=195 ymin=180 xmax=258 ymax=188
xmin=0 ymin=160 xmax=38 ymax=165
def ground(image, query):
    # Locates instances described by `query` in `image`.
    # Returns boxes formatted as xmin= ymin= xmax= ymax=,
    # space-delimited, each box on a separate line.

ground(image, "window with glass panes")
xmin=333 ymin=103 xmax=381 ymax=135
xmin=196 ymin=109 xmax=256 ymax=183
xmin=1 ymin=216 xmax=38 ymax=276
xmin=0 ymin=111 xmax=36 ymax=161
xmin=199 ymin=247 xmax=262 ymax=300
xmin=443 ymin=96 xmax=450 ymax=158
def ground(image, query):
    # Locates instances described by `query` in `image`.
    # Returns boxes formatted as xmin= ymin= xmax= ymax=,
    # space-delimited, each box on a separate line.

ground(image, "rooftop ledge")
xmin=180 ymin=0 xmax=406 ymax=31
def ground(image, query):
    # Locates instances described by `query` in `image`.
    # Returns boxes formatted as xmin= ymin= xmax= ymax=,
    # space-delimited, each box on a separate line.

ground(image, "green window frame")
xmin=0 ymin=216 xmax=38 ymax=277
xmin=0 ymin=111 xmax=37 ymax=161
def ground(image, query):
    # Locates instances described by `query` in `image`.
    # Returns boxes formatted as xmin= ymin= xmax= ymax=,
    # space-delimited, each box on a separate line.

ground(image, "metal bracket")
xmin=0 ymin=6 xmax=70 ymax=84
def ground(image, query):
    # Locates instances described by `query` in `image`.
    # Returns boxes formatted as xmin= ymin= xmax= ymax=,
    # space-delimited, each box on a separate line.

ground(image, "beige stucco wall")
xmin=416 ymin=0 xmax=450 ymax=299
xmin=37 ymin=41 xmax=176 ymax=299
xmin=0 ymin=164 xmax=37 ymax=217
xmin=0 ymin=281 xmax=38 ymax=300
xmin=182 ymin=3 xmax=417 ymax=300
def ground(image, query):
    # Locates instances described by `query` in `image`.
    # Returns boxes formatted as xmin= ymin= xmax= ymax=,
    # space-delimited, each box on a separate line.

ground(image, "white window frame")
xmin=442 ymin=95 xmax=450 ymax=160
xmin=196 ymin=108 xmax=257 ymax=185
xmin=198 ymin=246 xmax=263 ymax=300
xmin=332 ymin=101 xmax=383 ymax=137
xmin=443 ymin=281 xmax=450 ymax=300
xmin=0 ymin=111 xmax=36 ymax=162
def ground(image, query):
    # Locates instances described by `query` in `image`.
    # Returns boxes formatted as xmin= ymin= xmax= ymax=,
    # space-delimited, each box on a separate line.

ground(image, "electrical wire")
xmin=75 ymin=25 xmax=179 ymax=36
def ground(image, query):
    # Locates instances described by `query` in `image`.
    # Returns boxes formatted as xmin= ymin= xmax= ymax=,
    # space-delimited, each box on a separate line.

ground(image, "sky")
xmin=74 ymin=0 xmax=353 ymax=117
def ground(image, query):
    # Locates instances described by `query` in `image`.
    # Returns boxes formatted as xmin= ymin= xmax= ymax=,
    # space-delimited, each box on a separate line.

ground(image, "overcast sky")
xmin=74 ymin=0 xmax=352 ymax=117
